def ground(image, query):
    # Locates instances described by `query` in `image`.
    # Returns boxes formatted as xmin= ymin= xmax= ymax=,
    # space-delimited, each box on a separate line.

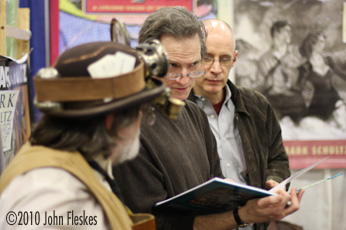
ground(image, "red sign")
xmin=284 ymin=140 xmax=346 ymax=169
xmin=83 ymin=0 xmax=195 ymax=14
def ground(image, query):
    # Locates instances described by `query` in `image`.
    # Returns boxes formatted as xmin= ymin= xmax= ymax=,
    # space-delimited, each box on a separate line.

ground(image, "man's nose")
xmin=210 ymin=60 xmax=222 ymax=74
xmin=178 ymin=69 xmax=191 ymax=84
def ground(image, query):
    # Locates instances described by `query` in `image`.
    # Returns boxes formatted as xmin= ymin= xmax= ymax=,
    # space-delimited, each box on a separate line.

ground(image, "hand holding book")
xmin=154 ymin=157 xmax=335 ymax=215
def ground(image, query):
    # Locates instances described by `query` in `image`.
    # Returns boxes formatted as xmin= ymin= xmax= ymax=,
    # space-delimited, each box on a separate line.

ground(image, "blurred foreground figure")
xmin=0 ymin=41 xmax=167 ymax=230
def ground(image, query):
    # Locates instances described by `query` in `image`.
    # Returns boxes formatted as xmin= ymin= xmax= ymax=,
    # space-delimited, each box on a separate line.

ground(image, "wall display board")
xmin=0 ymin=54 xmax=31 ymax=168
xmin=234 ymin=0 xmax=346 ymax=169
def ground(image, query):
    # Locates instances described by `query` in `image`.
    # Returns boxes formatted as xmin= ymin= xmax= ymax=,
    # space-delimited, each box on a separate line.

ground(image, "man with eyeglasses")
xmin=189 ymin=19 xmax=293 ymax=229
xmin=114 ymin=8 xmax=303 ymax=230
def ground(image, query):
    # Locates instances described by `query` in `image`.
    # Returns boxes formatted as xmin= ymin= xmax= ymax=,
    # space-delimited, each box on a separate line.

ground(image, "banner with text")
xmin=284 ymin=140 xmax=346 ymax=169
xmin=83 ymin=0 xmax=195 ymax=14
xmin=81 ymin=0 xmax=196 ymax=25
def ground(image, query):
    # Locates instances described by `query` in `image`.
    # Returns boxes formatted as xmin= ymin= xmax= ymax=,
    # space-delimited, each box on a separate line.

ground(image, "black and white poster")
xmin=234 ymin=0 xmax=346 ymax=168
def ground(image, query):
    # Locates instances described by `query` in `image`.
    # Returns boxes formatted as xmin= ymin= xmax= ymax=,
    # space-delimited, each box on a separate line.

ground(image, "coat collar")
xmin=226 ymin=80 xmax=250 ymax=116
xmin=189 ymin=80 xmax=250 ymax=117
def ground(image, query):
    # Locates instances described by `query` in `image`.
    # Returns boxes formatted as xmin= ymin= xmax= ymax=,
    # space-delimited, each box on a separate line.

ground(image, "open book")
xmin=154 ymin=177 xmax=275 ymax=215
xmin=154 ymin=157 xmax=328 ymax=215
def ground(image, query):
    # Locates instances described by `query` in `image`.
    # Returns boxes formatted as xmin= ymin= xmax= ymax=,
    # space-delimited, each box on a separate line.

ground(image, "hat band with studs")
xmin=34 ymin=61 xmax=145 ymax=102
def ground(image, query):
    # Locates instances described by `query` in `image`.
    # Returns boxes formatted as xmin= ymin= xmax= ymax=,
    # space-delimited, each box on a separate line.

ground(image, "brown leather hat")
xmin=34 ymin=42 xmax=166 ymax=118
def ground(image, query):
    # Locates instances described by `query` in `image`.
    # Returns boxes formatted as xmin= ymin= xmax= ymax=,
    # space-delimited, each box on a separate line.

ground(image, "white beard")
xmin=116 ymin=129 xmax=140 ymax=164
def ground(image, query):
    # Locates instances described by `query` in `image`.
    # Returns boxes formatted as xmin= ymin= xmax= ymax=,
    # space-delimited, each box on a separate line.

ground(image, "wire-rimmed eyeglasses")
xmin=165 ymin=62 xmax=206 ymax=81
xmin=166 ymin=70 xmax=206 ymax=81
xmin=202 ymin=56 xmax=234 ymax=67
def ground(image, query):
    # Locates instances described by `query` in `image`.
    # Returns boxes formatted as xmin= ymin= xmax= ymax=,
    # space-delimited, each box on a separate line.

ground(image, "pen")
xmin=270 ymin=157 xmax=328 ymax=193
xmin=297 ymin=172 xmax=344 ymax=192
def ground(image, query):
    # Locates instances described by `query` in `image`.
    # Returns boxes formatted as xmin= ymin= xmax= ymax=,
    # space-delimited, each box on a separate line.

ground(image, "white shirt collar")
xmin=93 ymin=154 xmax=114 ymax=179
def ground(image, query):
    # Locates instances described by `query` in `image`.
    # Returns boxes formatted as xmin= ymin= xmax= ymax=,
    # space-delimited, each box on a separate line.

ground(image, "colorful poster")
xmin=59 ymin=0 xmax=216 ymax=50
xmin=234 ymin=0 xmax=346 ymax=169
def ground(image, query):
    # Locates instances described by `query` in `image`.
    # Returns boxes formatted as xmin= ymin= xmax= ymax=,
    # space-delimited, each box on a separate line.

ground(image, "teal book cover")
xmin=154 ymin=177 xmax=275 ymax=215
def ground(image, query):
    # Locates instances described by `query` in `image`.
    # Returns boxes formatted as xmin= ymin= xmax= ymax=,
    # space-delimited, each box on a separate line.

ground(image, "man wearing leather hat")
xmin=0 ymin=41 xmax=167 ymax=230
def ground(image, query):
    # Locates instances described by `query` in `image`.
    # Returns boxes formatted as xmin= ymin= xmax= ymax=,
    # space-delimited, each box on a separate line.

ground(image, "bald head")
xmin=193 ymin=19 xmax=238 ymax=102
xmin=203 ymin=19 xmax=236 ymax=52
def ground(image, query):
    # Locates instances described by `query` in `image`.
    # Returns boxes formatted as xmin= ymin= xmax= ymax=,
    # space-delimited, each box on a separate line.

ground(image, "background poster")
xmin=0 ymin=90 xmax=19 ymax=152
xmin=234 ymin=0 xmax=346 ymax=168
xmin=0 ymin=55 xmax=31 ymax=168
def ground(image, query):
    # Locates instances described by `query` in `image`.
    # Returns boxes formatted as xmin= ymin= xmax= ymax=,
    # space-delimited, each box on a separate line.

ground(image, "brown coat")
xmin=189 ymin=80 xmax=291 ymax=230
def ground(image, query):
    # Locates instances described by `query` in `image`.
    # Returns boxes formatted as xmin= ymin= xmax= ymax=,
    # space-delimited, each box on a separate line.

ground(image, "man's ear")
xmin=233 ymin=50 xmax=239 ymax=62
xmin=105 ymin=114 xmax=115 ymax=132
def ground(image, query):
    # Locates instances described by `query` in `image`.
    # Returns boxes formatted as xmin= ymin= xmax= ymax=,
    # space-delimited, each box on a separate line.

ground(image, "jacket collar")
xmin=226 ymin=80 xmax=250 ymax=116
xmin=188 ymin=80 xmax=250 ymax=117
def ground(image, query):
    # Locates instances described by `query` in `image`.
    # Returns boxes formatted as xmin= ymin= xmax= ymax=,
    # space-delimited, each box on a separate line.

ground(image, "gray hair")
xmin=30 ymin=106 xmax=141 ymax=161
xmin=139 ymin=6 xmax=207 ymax=57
